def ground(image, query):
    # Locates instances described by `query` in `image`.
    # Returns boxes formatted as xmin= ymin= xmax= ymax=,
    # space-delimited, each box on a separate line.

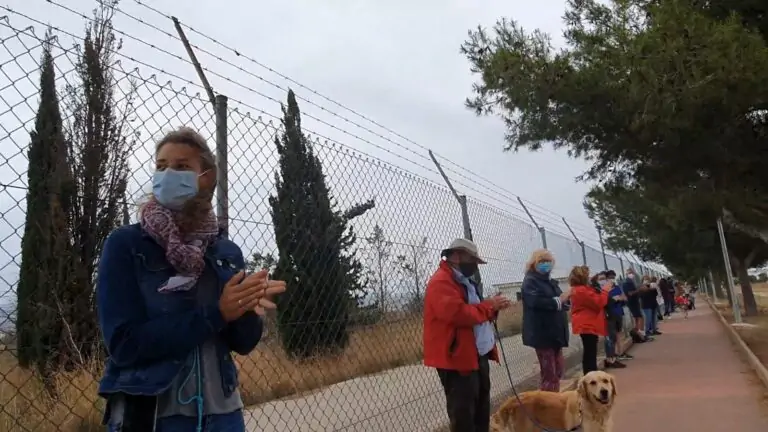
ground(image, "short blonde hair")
xmin=525 ymin=248 xmax=555 ymax=273
xmin=569 ymin=266 xmax=590 ymax=286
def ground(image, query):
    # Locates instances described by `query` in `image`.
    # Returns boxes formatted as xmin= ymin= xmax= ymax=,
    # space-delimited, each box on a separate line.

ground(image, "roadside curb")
xmin=707 ymin=299 xmax=768 ymax=390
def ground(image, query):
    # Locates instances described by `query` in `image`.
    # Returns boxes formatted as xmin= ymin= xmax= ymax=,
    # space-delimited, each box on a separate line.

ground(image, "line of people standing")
xmin=518 ymin=253 xmax=679 ymax=389
xmin=420 ymin=240 xmax=690 ymax=432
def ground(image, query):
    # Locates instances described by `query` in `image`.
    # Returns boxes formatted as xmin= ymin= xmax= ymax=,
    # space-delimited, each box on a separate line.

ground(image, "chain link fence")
xmin=0 ymin=11 xmax=662 ymax=432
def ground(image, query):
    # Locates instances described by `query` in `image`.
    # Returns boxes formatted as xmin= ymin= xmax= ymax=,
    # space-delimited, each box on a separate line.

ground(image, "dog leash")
xmin=493 ymin=321 xmax=583 ymax=432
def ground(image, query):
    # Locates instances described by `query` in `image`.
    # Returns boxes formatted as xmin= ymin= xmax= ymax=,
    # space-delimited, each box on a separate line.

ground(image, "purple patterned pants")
xmin=535 ymin=348 xmax=564 ymax=392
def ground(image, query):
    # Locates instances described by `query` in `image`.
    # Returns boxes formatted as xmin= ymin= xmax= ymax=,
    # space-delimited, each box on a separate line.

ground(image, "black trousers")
xmin=105 ymin=393 xmax=158 ymax=431
xmin=437 ymin=354 xmax=491 ymax=432
xmin=580 ymin=333 xmax=599 ymax=375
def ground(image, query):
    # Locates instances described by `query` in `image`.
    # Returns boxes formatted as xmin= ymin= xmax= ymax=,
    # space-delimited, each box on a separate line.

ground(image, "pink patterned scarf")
xmin=140 ymin=199 xmax=219 ymax=292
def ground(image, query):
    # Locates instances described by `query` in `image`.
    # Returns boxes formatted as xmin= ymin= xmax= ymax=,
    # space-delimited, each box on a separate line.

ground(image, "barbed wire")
xmin=14 ymin=2 xmax=561 ymax=239
xmin=0 ymin=2 xmax=613 ymax=255
xmin=45 ymin=0 xmax=605 ymax=246
xmin=127 ymin=0 xmax=597 ymax=236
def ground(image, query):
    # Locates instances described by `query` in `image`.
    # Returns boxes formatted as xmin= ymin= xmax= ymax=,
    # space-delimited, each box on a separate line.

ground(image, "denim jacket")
xmin=96 ymin=223 xmax=263 ymax=400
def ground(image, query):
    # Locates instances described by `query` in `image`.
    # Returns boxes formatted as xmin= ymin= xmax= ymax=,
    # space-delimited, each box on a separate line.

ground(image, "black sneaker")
xmin=605 ymin=359 xmax=627 ymax=369
xmin=652 ymin=330 xmax=663 ymax=336
xmin=618 ymin=353 xmax=634 ymax=360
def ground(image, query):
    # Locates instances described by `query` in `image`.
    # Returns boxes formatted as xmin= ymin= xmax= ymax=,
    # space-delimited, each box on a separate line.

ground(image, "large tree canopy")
xmin=584 ymin=181 xmax=766 ymax=314
xmin=462 ymin=0 xmax=768 ymax=219
xmin=463 ymin=0 xmax=768 ymax=315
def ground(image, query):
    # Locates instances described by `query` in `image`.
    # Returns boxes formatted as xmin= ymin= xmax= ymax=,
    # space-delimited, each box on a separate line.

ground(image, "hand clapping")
xmin=489 ymin=293 xmax=512 ymax=311
xmin=219 ymin=269 xmax=287 ymax=322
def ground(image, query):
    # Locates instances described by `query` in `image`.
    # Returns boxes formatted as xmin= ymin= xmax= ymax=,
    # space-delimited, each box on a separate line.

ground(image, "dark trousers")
xmin=437 ymin=354 xmax=491 ymax=432
xmin=579 ymin=333 xmax=599 ymax=375
xmin=664 ymin=298 xmax=674 ymax=315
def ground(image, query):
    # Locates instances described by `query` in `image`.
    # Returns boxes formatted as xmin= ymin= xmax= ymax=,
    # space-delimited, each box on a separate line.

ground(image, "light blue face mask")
xmin=152 ymin=168 xmax=199 ymax=210
xmin=536 ymin=261 xmax=553 ymax=274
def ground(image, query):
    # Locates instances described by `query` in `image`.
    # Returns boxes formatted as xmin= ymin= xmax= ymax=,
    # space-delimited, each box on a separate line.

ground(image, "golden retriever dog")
xmin=490 ymin=371 xmax=617 ymax=432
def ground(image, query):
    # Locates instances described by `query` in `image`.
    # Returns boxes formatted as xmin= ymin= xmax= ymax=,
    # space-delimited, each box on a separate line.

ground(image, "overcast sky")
xmin=0 ymin=0 xmax=663 ymax=309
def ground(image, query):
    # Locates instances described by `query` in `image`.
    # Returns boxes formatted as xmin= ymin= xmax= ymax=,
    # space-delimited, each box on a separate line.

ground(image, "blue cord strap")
xmin=177 ymin=347 xmax=204 ymax=432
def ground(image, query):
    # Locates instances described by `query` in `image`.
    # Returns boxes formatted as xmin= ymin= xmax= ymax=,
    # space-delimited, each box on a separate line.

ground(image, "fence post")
xmin=707 ymin=269 xmax=718 ymax=301
xmin=618 ymin=257 xmax=625 ymax=275
xmin=215 ymin=94 xmax=229 ymax=238
xmin=716 ymin=217 xmax=742 ymax=323
xmin=623 ymin=253 xmax=638 ymax=277
xmin=562 ymin=217 xmax=587 ymax=265
xmin=517 ymin=197 xmax=547 ymax=249
xmin=429 ymin=151 xmax=483 ymax=293
xmin=596 ymin=225 xmax=609 ymax=270
xmin=172 ymin=20 xmax=228 ymax=237
xmin=458 ymin=195 xmax=473 ymax=241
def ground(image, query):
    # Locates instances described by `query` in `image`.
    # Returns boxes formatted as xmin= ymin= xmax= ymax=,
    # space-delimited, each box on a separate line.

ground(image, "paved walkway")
xmin=244 ymin=328 xmax=585 ymax=431
xmin=611 ymin=307 xmax=767 ymax=431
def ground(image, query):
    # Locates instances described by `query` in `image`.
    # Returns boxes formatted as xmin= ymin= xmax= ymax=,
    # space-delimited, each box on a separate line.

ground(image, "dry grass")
xmin=716 ymin=282 xmax=768 ymax=367
xmin=720 ymin=282 xmax=768 ymax=409
xmin=724 ymin=286 xmax=768 ymax=368
xmin=0 ymin=309 xmax=523 ymax=432
xmin=0 ymin=352 xmax=103 ymax=432
xmin=496 ymin=303 xmax=523 ymax=337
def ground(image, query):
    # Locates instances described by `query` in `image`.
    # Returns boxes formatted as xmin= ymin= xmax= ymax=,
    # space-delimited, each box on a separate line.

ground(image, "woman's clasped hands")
xmin=219 ymin=269 xmax=287 ymax=322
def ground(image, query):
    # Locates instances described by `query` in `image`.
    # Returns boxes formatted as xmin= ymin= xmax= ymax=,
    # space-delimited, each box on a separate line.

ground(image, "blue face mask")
xmin=536 ymin=261 xmax=553 ymax=274
xmin=152 ymin=169 xmax=199 ymax=210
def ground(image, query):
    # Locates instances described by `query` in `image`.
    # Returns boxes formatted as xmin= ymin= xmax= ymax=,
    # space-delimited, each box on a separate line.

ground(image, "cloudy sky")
xmin=23 ymin=0 xmax=596 ymax=230
xmin=0 ymin=0 xmax=664 ymax=310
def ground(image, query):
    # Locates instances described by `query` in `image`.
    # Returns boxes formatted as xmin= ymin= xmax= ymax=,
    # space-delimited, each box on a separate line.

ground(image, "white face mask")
xmin=598 ymin=280 xmax=609 ymax=288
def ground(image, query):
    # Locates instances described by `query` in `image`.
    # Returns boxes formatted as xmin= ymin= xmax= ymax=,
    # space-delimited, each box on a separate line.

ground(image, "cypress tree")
xmin=17 ymin=32 xmax=72 ymax=376
xmin=270 ymin=90 xmax=372 ymax=358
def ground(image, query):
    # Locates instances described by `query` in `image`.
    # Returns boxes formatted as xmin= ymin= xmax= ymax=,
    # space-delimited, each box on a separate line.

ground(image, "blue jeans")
xmin=642 ymin=308 xmax=658 ymax=334
xmin=108 ymin=410 xmax=245 ymax=432
xmin=604 ymin=316 xmax=619 ymax=358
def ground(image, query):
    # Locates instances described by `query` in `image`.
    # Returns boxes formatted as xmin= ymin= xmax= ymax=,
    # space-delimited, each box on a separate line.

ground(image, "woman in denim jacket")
xmin=97 ymin=127 xmax=286 ymax=431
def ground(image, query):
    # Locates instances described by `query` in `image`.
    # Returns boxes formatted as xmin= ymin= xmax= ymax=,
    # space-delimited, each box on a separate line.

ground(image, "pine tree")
xmin=270 ymin=90 xmax=373 ymax=358
xmin=17 ymin=32 xmax=74 ymax=377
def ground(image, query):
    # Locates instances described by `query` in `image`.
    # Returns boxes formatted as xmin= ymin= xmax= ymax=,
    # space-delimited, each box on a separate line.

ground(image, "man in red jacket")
xmin=423 ymin=238 xmax=511 ymax=432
